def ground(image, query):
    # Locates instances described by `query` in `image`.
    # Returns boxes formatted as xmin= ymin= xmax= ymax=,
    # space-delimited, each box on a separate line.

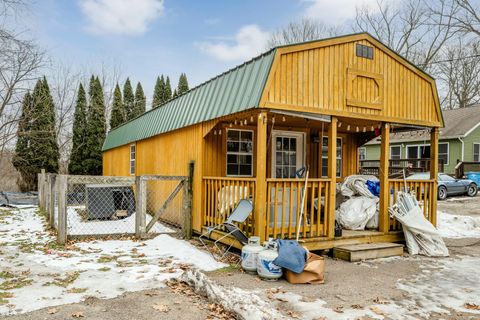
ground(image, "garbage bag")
xmin=340 ymin=175 xmax=378 ymax=198
xmin=336 ymin=196 xmax=378 ymax=230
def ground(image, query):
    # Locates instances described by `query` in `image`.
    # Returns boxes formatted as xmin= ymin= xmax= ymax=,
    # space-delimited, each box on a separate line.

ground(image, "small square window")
xmin=356 ymin=44 xmax=374 ymax=60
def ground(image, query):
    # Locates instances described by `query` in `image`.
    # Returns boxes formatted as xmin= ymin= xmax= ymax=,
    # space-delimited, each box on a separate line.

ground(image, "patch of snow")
xmin=0 ymin=207 xmax=224 ymax=315
xmin=65 ymin=206 xmax=174 ymax=236
xmin=437 ymin=211 xmax=480 ymax=239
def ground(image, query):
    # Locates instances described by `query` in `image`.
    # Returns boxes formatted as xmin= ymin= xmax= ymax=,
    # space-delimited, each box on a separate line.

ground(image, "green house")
xmin=363 ymin=105 xmax=480 ymax=174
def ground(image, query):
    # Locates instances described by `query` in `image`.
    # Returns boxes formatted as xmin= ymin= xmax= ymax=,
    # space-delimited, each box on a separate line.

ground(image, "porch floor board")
xmin=199 ymin=227 xmax=405 ymax=251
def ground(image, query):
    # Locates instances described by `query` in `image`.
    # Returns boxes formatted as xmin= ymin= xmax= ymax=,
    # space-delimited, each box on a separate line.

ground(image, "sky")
xmin=24 ymin=0 xmax=376 ymax=104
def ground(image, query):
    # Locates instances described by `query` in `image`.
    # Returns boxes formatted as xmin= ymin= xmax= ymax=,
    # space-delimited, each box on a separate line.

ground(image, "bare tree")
xmin=436 ymin=40 xmax=480 ymax=109
xmin=0 ymin=0 xmax=44 ymax=153
xmin=354 ymin=0 xmax=459 ymax=70
xmin=451 ymin=0 xmax=480 ymax=36
xmin=268 ymin=18 xmax=343 ymax=48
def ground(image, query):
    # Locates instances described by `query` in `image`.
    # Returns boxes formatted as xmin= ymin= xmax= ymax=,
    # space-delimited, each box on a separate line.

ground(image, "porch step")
xmin=333 ymin=242 xmax=404 ymax=262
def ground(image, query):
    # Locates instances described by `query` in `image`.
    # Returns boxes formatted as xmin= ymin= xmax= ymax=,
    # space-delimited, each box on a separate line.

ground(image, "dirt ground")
xmin=0 ymin=283 xmax=231 ymax=320
xmin=438 ymin=194 xmax=480 ymax=216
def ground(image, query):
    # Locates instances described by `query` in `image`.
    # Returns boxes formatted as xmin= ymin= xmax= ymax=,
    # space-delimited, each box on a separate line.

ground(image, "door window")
xmin=271 ymin=131 xmax=304 ymax=178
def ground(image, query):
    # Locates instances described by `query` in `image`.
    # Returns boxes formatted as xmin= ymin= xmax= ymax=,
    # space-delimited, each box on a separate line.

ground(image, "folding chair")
xmin=199 ymin=199 xmax=252 ymax=260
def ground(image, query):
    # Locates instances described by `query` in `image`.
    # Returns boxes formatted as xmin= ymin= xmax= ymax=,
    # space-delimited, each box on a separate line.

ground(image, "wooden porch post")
xmin=327 ymin=117 xmax=337 ymax=238
xmin=255 ymin=112 xmax=268 ymax=242
xmin=379 ymin=122 xmax=390 ymax=233
xmin=430 ymin=127 xmax=439 ymax=226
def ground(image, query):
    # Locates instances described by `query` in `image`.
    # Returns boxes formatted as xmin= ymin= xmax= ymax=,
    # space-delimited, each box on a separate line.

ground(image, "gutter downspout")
xmin=458 ymin=137 xmax=465 ymax=161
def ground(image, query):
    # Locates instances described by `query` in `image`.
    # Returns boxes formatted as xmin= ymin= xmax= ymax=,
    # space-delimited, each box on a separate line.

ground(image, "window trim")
xmin=321 ymin=136 xmax=343 ymax=178
xmin=270 ymin=130 xmax=306 ymax=178
xmin=473 ymin=143 xmax=480 ymax=162
xmin=226 ymin=128 xmax=254 ymax=177
xmin=129 ymin=143 xmax=136 ymax=175
xmin=390 ymin=145 xmax=401 ymax=160
xmin=358 ymin=147 xmax=366 ymax=161
xmin=405 ymin=142 xmax=449 ymax=165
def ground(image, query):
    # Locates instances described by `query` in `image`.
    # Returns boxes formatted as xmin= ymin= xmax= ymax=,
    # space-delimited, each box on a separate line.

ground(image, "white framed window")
xmin=271 ymin=131 xmax=305 ymax=178
xmin=473 ymin=143 xmax=480 ymax=162
xmin=358 ymin=147 xmax=366 ymax=161
xmin=129 ymin=144 xmax=136 ymax=175
xmin=390 ymin=145 xmax=401 ymax=160
xmin=438 ymin=142 xmax=449 ymax=165
xmin=321 ymin=137 xmax=342 ymax=178
xmin=226 ymin=129 xmax=253 ymax=177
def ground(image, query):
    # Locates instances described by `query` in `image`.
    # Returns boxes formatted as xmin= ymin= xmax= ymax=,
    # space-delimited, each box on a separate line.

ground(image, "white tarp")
xmin=336 ymin=196 xmax=378 ymax=230
xmin=390 ymin=192 xmax=449 ymax=257
xmin=339 ymin=175 xmax=378 ymax=198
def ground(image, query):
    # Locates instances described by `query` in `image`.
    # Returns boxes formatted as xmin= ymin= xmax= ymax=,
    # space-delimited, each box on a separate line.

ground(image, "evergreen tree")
xmin=13 ymin=92 xmax=35 ymax=191
xmin=164 ymin=76 xmax=172 ymax=102
xmin=123 ymin=78 xmax=135 ymax=120
xmin=176 ymin=73 xmax=189 ymax=95
xmin=69 ymin=83 xmax=88 ymax=175
xmin=84 ymin=76 xmax=106 ymax=175
xmin=13 ymin=78 xmax=59 ymax=190
xmin=152 ymin=76 xmax=163 ymax=109
xmin=133 ymin=82 xmax=146 ymax=118
xmin=109 ymin=84 xmax=124 ymax=129
xmin=172 ymin=88 xmax=178 ymax=99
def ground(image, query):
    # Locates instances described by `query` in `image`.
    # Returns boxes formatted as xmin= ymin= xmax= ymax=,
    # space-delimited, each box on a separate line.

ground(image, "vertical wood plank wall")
xmin=262 ymin=38 xmax=441 ymax=127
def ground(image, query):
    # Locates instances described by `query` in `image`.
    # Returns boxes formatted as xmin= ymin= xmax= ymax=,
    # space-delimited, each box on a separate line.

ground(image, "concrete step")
xmin=333 ymin=242 xmax=404 ymax=262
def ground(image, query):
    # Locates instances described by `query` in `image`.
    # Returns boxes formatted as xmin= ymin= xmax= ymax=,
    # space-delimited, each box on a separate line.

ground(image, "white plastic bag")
xmin=336 ymin=196 xmax=379 ymax=230
xmin=340 ymin=175 xmax=378 ymax=198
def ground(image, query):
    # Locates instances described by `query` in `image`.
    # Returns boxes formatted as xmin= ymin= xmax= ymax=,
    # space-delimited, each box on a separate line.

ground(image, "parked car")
xmin=406 ymin=172 xmax=478 ymax=200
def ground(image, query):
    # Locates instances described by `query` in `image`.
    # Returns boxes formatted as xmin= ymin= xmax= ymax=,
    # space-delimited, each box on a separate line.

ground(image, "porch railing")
xmin=266 ymin=178 xmax=331 ymax=239
xmin=202 ymin=176 xmax=256 ymax=237
xmin=360 ymin=158 xmax=444 ymax=177
xmin=388 ymin=179 xmax=436 ymax=231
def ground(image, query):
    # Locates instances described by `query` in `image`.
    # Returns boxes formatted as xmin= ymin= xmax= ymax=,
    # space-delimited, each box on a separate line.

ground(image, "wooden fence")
xmin=388 ymin=179 xmax=436 ymax=231
xmin=266 ymin=178 xmax=331 ymax=239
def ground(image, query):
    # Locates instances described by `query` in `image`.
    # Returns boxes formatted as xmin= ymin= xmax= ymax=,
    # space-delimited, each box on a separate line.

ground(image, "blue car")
xmin=407 ymin=172 xmax=478 ymax=200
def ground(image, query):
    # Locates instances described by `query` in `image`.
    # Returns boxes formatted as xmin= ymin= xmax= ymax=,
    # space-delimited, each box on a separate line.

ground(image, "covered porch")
xmin=200 ymin=109 xmax=439 ymax=250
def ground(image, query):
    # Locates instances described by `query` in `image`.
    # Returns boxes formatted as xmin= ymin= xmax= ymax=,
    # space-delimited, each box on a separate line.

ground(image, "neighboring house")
xmin=363 ymin=105 xmax=480 ymax=174
xmin=102 ymin=33 xmax=443 ymax=250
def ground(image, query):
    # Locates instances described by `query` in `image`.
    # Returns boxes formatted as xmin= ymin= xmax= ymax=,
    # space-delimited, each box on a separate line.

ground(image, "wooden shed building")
xmin=102 ymin=33 xmax=443 ymax=250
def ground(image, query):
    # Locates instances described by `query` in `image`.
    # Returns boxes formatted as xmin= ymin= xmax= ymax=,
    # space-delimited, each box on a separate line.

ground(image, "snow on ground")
xmin=66 ymin=206 xmax=173 ymax=236
xmin=437 ymin=210 xmax=480 ymax=238
xmin=0 ymin=207 xmax=224 ymax=315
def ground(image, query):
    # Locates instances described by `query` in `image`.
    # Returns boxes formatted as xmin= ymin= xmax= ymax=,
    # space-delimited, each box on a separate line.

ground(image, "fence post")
xmin=57 ymin=175 xmax=67 ymax=245
xmin=183 ymin=162 xmax=194 ymax=239
xmin=38 ymin=169 xmax=46 ymax=210
xmin=49 ymin=174 xmax=57 ymax=229
xmin=45 ymin=174 xmax=50 ymax=218
xmin=135 ymin=176 xmax=146 ymax=239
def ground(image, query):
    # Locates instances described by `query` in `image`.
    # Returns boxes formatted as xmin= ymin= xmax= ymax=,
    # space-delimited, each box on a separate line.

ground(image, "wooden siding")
xmin=102 ymin=124 xmax=205 ymax=232
xmin=261 ymin=35 xmax=442 ymax=127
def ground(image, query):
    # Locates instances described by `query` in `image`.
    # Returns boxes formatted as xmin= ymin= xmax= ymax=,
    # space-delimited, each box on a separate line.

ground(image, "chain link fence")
xmin=38 ymin=168 xmax=192 ymax=244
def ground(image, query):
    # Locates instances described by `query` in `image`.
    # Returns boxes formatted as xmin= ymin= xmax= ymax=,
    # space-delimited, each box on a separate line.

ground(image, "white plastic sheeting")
xmin=336 ymin=175 xmax=379 ymax=230
xmin=389 ymin=192 xmax=449 ymax=257
xmin=336 ymin=197 xmax=378 ymax=230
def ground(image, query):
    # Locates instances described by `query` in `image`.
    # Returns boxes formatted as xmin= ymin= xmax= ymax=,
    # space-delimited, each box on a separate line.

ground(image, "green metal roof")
xmin=102 ymin=49 xmax=276 ymax=151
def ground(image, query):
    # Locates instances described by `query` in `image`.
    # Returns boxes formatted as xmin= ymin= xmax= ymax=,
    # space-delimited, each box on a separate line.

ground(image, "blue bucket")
xmin=465 ymin=172 xmax=480 ymax=185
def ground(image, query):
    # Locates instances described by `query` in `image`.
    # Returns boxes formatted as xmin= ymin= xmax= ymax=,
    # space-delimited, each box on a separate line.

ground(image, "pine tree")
xmin=172 ymin=88 xmax=178 ymax=99
xmin=13 ymin=92 xmax=35 ymax=191
xmin=84 ymin=76 xmax=106 ymax=175
xmin=133 ymin=82 xmax=146 ymax=118
xmin=109 ymin=84 xmax=124 ymax=129
xmin=164 ymin=76 xmax=172 ymax=102
xmin=176 ymin=73 xmax=189 ymax=95
xmin=13 ymin=78 xmax=59 ymax=190
xmin=123 ymin=78 xmax=135 ymax=120
xmin=152 ymin=76 xmax=163 ymax=108
xmin=30 ymin=77 xmax=59 ymax=174
xmin=69 ymin=83 xmax=88 ymax=175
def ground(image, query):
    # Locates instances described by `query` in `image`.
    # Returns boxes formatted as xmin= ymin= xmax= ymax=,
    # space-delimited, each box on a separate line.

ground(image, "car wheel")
xmin=438 ymin=186 xmax=447 ymax=200
xmin=467 ymin=183 xmax=478 ymax=197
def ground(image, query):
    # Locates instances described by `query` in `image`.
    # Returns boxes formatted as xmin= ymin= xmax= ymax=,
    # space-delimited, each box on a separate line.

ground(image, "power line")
xmin=427 ymin=53 xmax=480 ymax=65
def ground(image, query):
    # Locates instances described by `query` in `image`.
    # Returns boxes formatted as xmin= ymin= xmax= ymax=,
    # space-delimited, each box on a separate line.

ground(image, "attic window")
xmin=356 ymin=44 xmax=374 ymax=59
